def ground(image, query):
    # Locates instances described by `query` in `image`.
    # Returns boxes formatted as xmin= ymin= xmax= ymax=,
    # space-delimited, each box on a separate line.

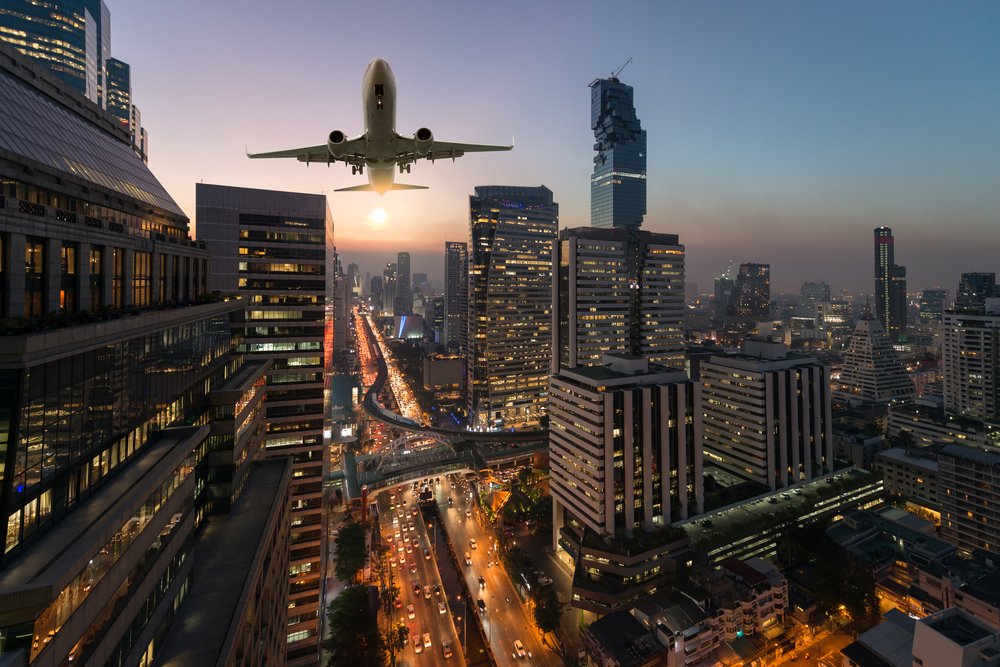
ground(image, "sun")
xmin=370 ymin=207 xmax=388 ymax=227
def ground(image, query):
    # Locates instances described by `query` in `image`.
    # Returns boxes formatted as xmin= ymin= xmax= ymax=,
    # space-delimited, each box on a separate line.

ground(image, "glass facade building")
xmin=444 ymin=241 xmax=468 ymax=353
xmin=590 ymin=76 xmax=646 ymax=230
xmin=468 ymin=186 xmax=557 ymax=429
xmin=396 ymin=251 xmax=411 ymax=315
xmin=874 ymin=226 xmax=907 ymax=341
xmin=196 ymin=183 xmax=335 ymax=667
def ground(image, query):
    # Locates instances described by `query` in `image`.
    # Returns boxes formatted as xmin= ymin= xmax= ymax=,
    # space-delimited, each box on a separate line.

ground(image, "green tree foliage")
xmin=335 ymin=521 xmax=367 ymax=583
xmin=383 ymin=622 xmax=408 ymax=667
xmin=325 ymin=585 xmax=385 ymax=667
xmin=534 ymin=585 xmax=562 ymax=635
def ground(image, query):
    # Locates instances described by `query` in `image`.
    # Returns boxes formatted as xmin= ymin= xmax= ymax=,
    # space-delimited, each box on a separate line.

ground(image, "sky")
xmin=112 ymin=1 xmax=1000 ymax=294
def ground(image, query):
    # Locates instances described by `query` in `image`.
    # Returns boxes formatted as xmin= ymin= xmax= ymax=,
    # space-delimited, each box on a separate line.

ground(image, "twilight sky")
xmin=113 ymin=1 xmax=1000 ymax=294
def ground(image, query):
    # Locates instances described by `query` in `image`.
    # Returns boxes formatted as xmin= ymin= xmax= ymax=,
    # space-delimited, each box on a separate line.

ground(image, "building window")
xmin=60 ymin=242 xmax=77 ymax=312
xmin=24 ymin=237 xmax=45 ymax=318
xmin=89 ymin=247 xmax=104 ymax=311
xmin=112 ymin=248 xmax=124 ymax=309
xmin=132 ymin=251 xmax=151 ymax=307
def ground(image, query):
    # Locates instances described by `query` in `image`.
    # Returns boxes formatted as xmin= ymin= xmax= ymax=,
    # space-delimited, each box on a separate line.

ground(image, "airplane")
xmin=247 ymin=58 xmax=512 ymax=194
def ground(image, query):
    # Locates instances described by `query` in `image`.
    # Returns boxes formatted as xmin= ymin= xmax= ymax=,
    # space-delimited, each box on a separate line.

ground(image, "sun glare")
xmin=370 ymin=207 xmax=388 ymax=226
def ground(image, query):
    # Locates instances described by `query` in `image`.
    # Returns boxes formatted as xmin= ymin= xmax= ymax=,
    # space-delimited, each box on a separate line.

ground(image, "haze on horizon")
xmin=113 ymin=0 xmax=1000 ymax=293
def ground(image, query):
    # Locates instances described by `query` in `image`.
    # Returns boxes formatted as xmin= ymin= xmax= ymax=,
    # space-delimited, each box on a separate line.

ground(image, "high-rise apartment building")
xmin=939 ymin=444 xmax=1000 ymax=554
xmin=728 ymin=263 xmax=771 ymax=323
xmin=468 ymin=186 xmax=557 ymax=429
xmin=956 ymin=272 xmax=998 ymax=313
xmin=197 ymin=184 xmax=335 ymax=666
xmin=396 ymin=251 xmax=411 ymax=315
xmin=874 ymin=227 xmax=907 ymax=341
xmin=552 ymin=226 xmax=685 ymax=370
xmin=0 ymin=48 xmax=288 ymax=666
xmin=590 ymin=74 xmax=646 ymax=230
xmin=800 ymin=281 xmax=831 ymax=316
xmin=444 ymin=240 xmax=468 ymax=352
xmin=942 ymin=300 xmax=1000 ymax=423
xmin=837 ymin=314 xmax=915 ymax=405
xmin=700 ymin=340 xmax=834 ymax=490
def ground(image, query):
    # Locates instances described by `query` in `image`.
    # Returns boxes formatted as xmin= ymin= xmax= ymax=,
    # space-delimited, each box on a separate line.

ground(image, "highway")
xmin=375 ymin=489 xmax=464 ymax=665
xmin=432 ymin=476 xmax=560 ymax=667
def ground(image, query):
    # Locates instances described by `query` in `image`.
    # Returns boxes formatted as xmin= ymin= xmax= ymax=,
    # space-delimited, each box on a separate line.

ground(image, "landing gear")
xmin=351 ymin=164 xmax=365 ymax=175
xmin=399 ymin=163 xmax=411 ymax=174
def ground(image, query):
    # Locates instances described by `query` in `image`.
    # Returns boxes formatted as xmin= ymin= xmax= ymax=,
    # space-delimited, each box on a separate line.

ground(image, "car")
xmin=442 ymin=641 xmax=453 ymax=659
xmin=438 ymin=601 xmax=447 ymax=615
xmin=410 ymin=563 xmax=417 ymax=574
xmin=412 ymin=634 xmax=422 ymax=654
xmin=423 ymin=632 xmax=432 ymax=648
xmin=448 ymin=497 xmax=454 ymax=506
xmin=513 ymin=639 xmax=526 ymax=658
xmin=424 ymin=548 xmax=431 ymax=560
xmin=397 ymin=544 xmax=405 ymax=554
xmin=407 ymin=603 xmax=415 ymax=619
xmin=408 ymin=522 xmax=415 ymax=531
xmin=413 ymin=581 xmax=421 ymax=595
xmin=538 ymin=576 xmax=553 ymax=586
xmin=466 ymin=508 xmax=472 ymax=517
xmin=394 ymin=530 xmax=401 ymax=539
xmin=434 ymin=583 xmax=441 ymax=595
xmin=394 ymin=597 xmax=402 ymax=608
xmin=412 ymin=537 xmax=420 ymax=547
xmin=405 ymin=545 xmax=412 ymax=554
xmin=477 ymin=598 xmax=487 ymax=613
xmin=424 ymin=585 xmax=432 ymax=599
xmin=478 ymin=575 xmax=486 ymax=590
xmin=392 ymin=516 xmax=399 ymax=526
xmin=470 ymin=538 xmax=477 ymax=549
xmin=464 ymin=552 xmax=472 ymax=566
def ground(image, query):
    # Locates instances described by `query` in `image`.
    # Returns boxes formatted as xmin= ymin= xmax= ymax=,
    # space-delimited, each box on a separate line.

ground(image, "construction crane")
xmin=611 ymin=57 xmax=633 ymax=81
xmin=719 ymin=257 xmax=736 ymax=280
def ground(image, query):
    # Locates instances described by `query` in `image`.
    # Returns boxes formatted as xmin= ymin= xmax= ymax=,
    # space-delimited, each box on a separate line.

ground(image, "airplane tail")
xmin=334 ymin=183 xmax=428 ymax=192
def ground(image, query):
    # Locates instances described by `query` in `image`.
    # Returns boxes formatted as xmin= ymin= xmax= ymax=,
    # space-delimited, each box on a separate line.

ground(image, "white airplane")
xmin=248 ymin=58 xmax=512 ymax=194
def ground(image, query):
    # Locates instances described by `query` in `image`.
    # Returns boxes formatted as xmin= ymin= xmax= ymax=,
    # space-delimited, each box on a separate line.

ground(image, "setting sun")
xmin=370 ymin=207 xmax=388 ymax=227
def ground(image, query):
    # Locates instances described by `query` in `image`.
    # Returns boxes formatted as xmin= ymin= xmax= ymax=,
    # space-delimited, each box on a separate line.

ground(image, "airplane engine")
xmin=414 ymin=127 xmax=433 ymax=156
xmin=327 ymin=130 xmax=348 ymax=157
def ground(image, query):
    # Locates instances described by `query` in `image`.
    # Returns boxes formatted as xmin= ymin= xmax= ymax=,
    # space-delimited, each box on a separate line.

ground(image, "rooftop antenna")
xmin=611 ymin=57 xmax=633 ymax=82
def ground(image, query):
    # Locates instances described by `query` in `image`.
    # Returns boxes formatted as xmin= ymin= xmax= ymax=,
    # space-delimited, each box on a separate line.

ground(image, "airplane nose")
xmin=368 ymin=58 xmax=390 ymax=78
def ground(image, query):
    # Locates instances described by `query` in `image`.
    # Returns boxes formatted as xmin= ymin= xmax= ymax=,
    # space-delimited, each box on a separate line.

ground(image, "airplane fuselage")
xmin=362 ymin=58 xmax=398 ymax=193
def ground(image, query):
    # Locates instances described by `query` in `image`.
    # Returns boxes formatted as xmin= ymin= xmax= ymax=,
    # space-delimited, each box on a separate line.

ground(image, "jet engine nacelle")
xmin=414 ymin=127 xmax=433 ymax=156
xmin=327 ymin=130 xmax=348 ymax=157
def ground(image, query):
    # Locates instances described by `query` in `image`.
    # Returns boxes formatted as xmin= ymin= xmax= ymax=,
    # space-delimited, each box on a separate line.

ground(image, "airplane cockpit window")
xmin=375 ymin=84 xmax=384 ymax=109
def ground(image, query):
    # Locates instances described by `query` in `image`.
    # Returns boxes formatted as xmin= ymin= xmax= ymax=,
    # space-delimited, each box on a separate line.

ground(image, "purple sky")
xmin=113 ymin=1 xmax=1000 ymax=294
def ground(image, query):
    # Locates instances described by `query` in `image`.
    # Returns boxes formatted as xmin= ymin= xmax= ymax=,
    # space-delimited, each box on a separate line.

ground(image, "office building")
xmin=920 ymin=288 xmax=948 ymax=322
xmin=727 ymin=263 xmax=771 ymax=324
xmin=590 ymin=73 xmax=646 ymax=230
xmin=799 ymin=281 xmax=831 ymax=316
xmin=197 ymin=183 xmax=335 ymax=666
xmin=552 ymin=226 xmax=685 ymax=371
xmin=550 ymin=355 xmax=700 ymax=611
xmin=837 ymin=314 xmax=914 ymax=405
xmin=956 ymin=273 xmax=998 ymax=314
xmin=396 ymin=251 xmax=411 ymax=315
xmin=874 ymin=227 xmax=907 ymax=341
xmin=468 ymin=185 xmax=557 ymax=429
xmin=713 ymin=275 xmax=734 ymax=323
xmin=444 ymin=240 xmax=468 ymax=352
xmin=104 ymin=57 xmax=148 ymax=162
xmin=699 ymin=340 xmax=834 ymax=490
xmin=943 ymin=301 xmax=1000 ymax=422
xmin=0 ymin=0 xmax=109 ymax=106
xmin=0 ymin=47 xmax=287 ymax=667
xmin=369 ymin=274 xmax=383 ymax=308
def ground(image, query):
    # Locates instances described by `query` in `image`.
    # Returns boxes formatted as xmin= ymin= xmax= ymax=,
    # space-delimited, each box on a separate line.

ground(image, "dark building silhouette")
xmin=874 ymin=227 xmax=907 ymax=341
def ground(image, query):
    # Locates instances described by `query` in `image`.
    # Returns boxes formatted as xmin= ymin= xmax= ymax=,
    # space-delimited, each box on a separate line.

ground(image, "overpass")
xmin=359 ymin=313 xmax=547 ymax=444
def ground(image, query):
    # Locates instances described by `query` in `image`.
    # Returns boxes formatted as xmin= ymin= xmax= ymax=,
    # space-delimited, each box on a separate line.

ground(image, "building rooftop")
xmin=940 ymin=443 xmax=1000 ymax=467
xmin=855 ymin=609 xmax=917 ymax=667
xmin=876 ymin=447 xmax=940 ymax=473
xmin=157 ymin=458 xmax=291 ymax=667
xmin=924 ymin=611 xmax=994 ymax=646
xmin=0 ymin=43 xmax=186 ymax=220
xmin=586 ymin=610 xmax=664 ymax=667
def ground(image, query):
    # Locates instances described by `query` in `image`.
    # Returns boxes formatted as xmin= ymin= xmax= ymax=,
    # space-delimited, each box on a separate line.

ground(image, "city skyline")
xmin=109 ymin=0 xmax=1000 ymax=292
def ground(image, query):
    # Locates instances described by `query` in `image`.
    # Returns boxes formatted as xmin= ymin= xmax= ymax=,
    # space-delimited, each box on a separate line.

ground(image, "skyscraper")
xmin=0 ymin=0 xmax=109 ymax=105
xmin=700 ymin=340 xmax=834 ymax=490
xmin=728 ymin=263 xmax=771 ymax=323
xmin=919 ymin=288 xmax=948 ymax=322
xmin=104 ymin=57 xmax=148 ymax=162
xmin=396 ymin=251 xmax=411 ymax=315
xmin=837 ymin=313 xmax=915 ymax=405
xmin=468 ymin=186 xmax=557 ymax=429
xmin=590 ymin=73 xmax=646 ymax=230
xmin=197 ymin=184 xmax=335 ymax=666
xmin=956 ymin=272 xmax=998 ymax=313
xmin=943 ymin=300 xmax=1000 ymax=423
xmin=444 ymin=240 xmax=468 ymax=352
xmin=552 ymin=226 xmax=685 ymax=370
xmin=382 ymin=261 xmax=397 ymax=316
xmin=874 ymin=227 xmax=907 ymax=341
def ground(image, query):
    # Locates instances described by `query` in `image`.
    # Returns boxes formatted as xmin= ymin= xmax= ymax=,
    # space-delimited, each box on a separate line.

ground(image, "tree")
xmin=383 ymin=622 xmax=408 ymax=667
xmin=325 ymin=585 xmax=385 ymax=667
xmin=533 ymin=585 xmax=562 ymax=635
xmin=888 ymin=429 xmax=916 ymax=449
xmin=335 ymin=521 xmax=367 ymax=583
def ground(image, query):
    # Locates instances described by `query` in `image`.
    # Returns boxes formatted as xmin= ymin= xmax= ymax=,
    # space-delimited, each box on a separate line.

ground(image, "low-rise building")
xmin=582 ymin=609 xmax=668 ymax=667
xmin=876 ymin=447 xmax=941 ymax=513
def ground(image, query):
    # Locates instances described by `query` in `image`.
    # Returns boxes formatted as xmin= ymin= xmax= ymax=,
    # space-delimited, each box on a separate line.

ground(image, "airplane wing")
xmin=248 ymin=138 xmax=366 ymax=166
xmin=396 ymin=137 xmax=512 ymax=164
